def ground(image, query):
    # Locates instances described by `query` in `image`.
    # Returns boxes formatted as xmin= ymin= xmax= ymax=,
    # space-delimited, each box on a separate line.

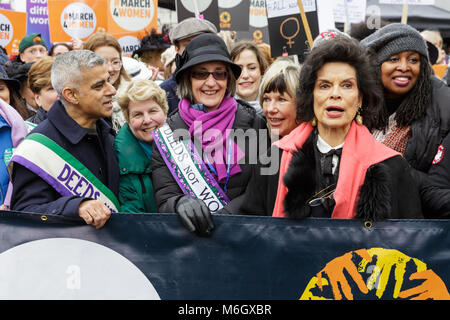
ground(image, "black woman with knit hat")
xmin=361 ymin=23 xmax=450 ymax=218
xmin=151 ymin=33 xmax=269 ymax=237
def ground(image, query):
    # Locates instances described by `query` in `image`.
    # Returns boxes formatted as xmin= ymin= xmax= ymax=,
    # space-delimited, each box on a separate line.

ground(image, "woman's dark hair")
xmin=48 ymin=43 xmax=72 ymax=57
xmin=230 ymin=40 xmax=270 ymax=75
xmin=297 ymin=37 xmax=386 ymax=132
xmin=387 ymin=55 xmax=432 ymax=127
xmin=7 ymin=83 xmax=33 ymax=120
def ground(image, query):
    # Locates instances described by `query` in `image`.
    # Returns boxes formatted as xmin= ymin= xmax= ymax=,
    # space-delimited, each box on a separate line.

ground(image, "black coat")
xmin=26 ymin=107 xmax=47 ymax=125
xmin=10 ymin=100 xmax=120 ymax=218
xmin=405 ymin=77 xmax=450 ymax=179
xmin=159 ymin=76 xmax=179 ymax=116
xmin=421 ymin=132 xmax=450 ymax=218
xmin=152 ymin=99 xmax=269 ymax=214
xmin=241 ymin=133 xmax=423 ymax=220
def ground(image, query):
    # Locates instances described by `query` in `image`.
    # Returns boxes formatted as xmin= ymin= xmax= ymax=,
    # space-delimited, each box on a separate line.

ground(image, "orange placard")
xmin=433 ymin=64 xmax=448 ymax=79
xmin=48 ymin=0 xmax=107 ymax=43
xmin=107 ymin=0 xmax=158 ymax=41
xmin=0 ymin=10 xmax=27 ymax=56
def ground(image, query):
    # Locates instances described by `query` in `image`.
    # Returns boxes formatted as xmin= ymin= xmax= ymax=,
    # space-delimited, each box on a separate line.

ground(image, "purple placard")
xmin=26 ymin=0 xmax=51 ymax=49
xmin=0 ymin=4 xmax=11 ymax=10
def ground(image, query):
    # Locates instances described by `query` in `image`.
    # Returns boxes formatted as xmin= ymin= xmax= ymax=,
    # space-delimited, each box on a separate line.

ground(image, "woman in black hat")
xmin=133 ymin=28 xmax=171 ymax=83
xmin=361 ymin=23 xmax=450 ymax=218
xmin=0 ymin=65 xmax=33 ymax=120
xmin=152 ymin=33 xmax=269 ymax=236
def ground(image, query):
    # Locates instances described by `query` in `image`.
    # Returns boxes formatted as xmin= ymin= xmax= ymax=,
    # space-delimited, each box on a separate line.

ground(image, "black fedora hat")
xmin=425 ymin=40 xmax=439 ymax=65
xmin=174 ymin=33 xmax=241 ymax=83
xmin=133 ymin=28 xmax=171 ymax=57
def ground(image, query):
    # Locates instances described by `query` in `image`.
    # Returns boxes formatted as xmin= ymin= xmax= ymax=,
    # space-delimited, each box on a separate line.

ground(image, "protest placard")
xmin=266 ymin=0 xmax=319 ymax=59
xmin=0 ymin=9 xmax=27 ymax=56
xmin=176 ymin=0 xmax=220 ymax=30
xmin=26 ymin=0 xmax=51 ymax=48
xmin=48 ymin=0 xmax=107 ymax=42
xmin=218 ymin=0 xmax=250 ymax=31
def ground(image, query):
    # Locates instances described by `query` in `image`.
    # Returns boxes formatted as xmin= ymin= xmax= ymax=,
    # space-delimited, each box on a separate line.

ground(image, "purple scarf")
xmin=179 ymin=96 xmax=243 ymax=183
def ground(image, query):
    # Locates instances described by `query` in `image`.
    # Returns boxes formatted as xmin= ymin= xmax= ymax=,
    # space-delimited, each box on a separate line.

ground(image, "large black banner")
xmin=0 ymin=211 xmax=448 ymax=300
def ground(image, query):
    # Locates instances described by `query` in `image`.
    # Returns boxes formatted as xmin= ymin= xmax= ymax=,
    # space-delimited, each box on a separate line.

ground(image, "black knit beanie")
xmin=360 ymin=23 xmax=429 ymax=64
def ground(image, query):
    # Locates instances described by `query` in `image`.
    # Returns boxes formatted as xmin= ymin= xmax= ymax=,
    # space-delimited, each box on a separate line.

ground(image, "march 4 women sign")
xmin=48 ymin=0 xmax=107 ymax=42
xmin=107 ymin=0 xmax=158 ymax=57
xmin=0 ymin=10 xmax=27 ymax=56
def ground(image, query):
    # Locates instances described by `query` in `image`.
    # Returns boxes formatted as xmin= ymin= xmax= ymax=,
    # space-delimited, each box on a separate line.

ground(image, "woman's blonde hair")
xmin=28 ymin=56 xmax=54 ymax=94
xmin=258 ymin=58 xmax=301 ymax=107
xmin=117 ymin=79 xmax=168 ymax=123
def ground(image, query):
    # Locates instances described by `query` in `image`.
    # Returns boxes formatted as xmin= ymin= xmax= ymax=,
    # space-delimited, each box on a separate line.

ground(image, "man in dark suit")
xmin=10 ymin=50 xmax=119 ymax=229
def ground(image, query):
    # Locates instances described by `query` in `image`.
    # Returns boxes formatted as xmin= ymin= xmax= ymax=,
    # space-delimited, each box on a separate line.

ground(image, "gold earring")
xmin=356 ymin=107 xmax=363 ymax=125
xmin=311 ymin=116 xmax=317 ymax=127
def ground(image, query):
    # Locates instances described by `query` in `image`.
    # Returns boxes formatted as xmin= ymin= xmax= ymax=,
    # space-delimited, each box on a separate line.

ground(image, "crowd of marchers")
xmin=0 ymin=18 xmax=449 ymax=236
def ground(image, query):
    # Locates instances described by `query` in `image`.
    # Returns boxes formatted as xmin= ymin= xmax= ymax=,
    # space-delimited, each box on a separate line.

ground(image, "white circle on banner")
xmin=249 ymin=1 xmax=268 ymax=28
xmin=180 ymin=0 xmax=212 ymax=13
xmin=110 ymin=0 xmax=154 ymax=32
xmin=61 ymin=2 xmax=97 ymax=39
xmin=0 ymin=13 xmax=13 ymax=48
xmin=218 ymin=0 xmax=241 ymax=9
xmin=0 ymin=238 xmax=160 ymax=299
xmin=118 ymin=35 xmax=141 ymax=56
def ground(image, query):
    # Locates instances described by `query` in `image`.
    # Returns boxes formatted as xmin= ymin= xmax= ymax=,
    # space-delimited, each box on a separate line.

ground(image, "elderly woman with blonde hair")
xmin=114 ymin=79 xmax=168 ymax=213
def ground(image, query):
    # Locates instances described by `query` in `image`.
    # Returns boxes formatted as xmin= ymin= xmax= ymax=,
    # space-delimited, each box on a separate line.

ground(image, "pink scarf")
xmin=272 ymin=121 xmax=400 ymax=218
xmin=179 ymin=96 xmax=242 ymax=183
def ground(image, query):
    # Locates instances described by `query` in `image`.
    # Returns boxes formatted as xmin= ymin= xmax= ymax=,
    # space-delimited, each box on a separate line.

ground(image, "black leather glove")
xmin=176 ymin=195 xmax=214 ymax=237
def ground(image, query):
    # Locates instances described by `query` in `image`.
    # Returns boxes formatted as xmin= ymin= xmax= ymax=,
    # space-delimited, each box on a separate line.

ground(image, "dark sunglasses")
xmin=191 ymin=70 xmax=228 ymax=80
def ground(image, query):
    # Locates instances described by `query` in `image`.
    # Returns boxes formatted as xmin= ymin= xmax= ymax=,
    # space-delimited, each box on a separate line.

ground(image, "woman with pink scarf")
xmin=152 ymin=33 xmax=268 ymax=236
xmin=241 ymin=36 xmax=422 ymax=221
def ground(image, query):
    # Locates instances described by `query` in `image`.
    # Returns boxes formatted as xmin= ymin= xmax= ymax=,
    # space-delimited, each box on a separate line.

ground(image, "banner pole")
xmin=193 ymin=0 xmax=200 ymax=18
xmin=296 ymin=0 xmax=313 ymax=49
xmin=343 ymin=0 xmax=350 ymax=33
xmin=401 ymin=3 xmax=408 ymax=24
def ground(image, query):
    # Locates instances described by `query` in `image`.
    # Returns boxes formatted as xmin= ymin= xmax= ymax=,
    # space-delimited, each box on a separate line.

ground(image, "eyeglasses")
xmin=191 ymin=71 xmax=228 ymax=80
xmin=108 ymin=59 xmax=122 ymax=71
xmin=307 ymin=184 xmax=336 ymax=207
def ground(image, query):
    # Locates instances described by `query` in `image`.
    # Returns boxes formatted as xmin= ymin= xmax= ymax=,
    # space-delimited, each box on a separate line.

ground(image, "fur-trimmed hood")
xmin=283 ymin=133 xmax=392 ymax=221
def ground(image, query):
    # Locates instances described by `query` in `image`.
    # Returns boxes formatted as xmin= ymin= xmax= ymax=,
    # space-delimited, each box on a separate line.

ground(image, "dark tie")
xmin=322 ymin=148 xmax=342 ymax=175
